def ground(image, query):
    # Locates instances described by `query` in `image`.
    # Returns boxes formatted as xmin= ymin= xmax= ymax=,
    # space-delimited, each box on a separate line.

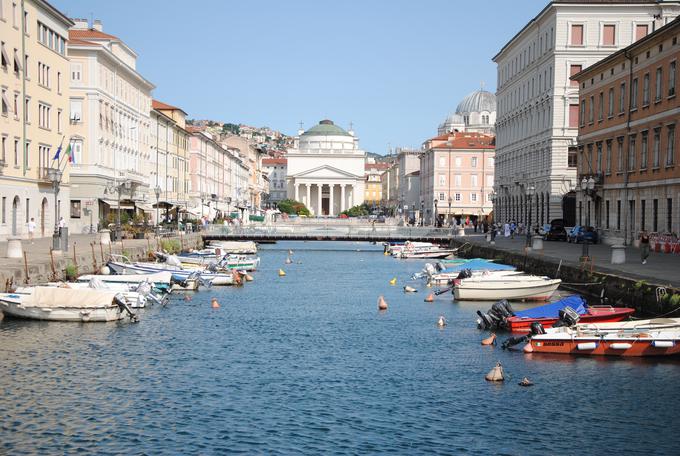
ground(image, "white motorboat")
xmin=208 ymin=241 xmax=258 ymax=254
xmin=454 ymin=276 xmax=562 ymax=301
xmin=388 ymin=242 xmax=435 ymax=256
xmin=430 ymin=269 xmax=524 ymax=286
xmin=399 ymin=248 xmax=457 ymax=259
xmin=0 ymin=287 xmax=136 ymax=322
xmin=106 ymin=256 xmax=233 ymax=286
xmin=77 ymin=271 xmax=173 ymax=286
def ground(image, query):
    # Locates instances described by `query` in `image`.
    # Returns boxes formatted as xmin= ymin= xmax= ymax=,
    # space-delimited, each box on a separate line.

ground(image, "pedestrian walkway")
xmin=459 ymin=231 xmax=680 ymax=289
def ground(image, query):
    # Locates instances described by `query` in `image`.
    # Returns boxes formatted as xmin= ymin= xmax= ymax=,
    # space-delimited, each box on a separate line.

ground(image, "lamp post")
xmin=420 ymin=199 xmax=424 ymax=226
xmin=581 ymin=176 xmax=596 ymax=260
xmin=47 ymin=167 xmax=63 ymax=250
xmin=433 ymin=198 xmax=438 ymax=227
xmin=448 ymin=196 xmax=453 ymax=227
xmin=490 ymin=191 xmax=497 ymax=223
xmin=526 ymin=184 xmax=535 ymax=246
xmin=154 ymin=185 xmax=161 ymax=234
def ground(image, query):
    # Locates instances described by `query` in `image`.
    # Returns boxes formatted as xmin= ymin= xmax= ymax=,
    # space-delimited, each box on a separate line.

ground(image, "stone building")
xmin=438 ymin=88 xmax=496 ymax=136
xmin=493 ymin=0 xmax=680 ymax=228
xmin=262 ymin=157 xmax=287 ymax=207
xmin=573 ymin=16 xmax=680 ymax=243
xmin=286 ymin=120 xmax=366 ymax=216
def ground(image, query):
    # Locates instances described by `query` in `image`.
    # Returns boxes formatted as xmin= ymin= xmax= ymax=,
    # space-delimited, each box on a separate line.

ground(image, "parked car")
xmin=544 ymin=219 xmax=567 ymax=242
xmin=567 ymin=225 xmax=599 ymax=244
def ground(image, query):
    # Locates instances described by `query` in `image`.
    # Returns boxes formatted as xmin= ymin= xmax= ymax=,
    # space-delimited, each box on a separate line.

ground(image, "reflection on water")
xmin=1 ymin=241 xmax=679 ymax=455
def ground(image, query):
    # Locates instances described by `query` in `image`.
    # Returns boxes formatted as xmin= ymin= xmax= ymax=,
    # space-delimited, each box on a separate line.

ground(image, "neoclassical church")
xmin=286 ymin=120 xmax=366 ymax=216
xmin=438 ymin=88 xmax=497 ymax=136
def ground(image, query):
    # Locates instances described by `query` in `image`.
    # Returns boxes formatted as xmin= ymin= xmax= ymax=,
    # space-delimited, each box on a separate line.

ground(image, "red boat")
xmin=506 ymin=306 xmax=635 ymax=332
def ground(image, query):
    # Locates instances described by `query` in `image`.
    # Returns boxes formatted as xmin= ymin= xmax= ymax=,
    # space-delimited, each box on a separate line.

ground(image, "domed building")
xmin=438 ymin=89 xmax=497 ymax=136
xmin=286 ymin=120 xmax=367 ymax=216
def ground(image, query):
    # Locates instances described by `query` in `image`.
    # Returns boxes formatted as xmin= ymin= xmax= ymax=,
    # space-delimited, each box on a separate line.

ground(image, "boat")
xmin=477 ymin=295 xmax=636 ymax=332
xmin=429 ymin=269 xmax=523 ymax=286
xmin=387 ymin=241 xmax=436 ymax=256
xmin=207 ymin=240 xmax=258 ymax=254
xmin=454 ymin=276 xmax=562 ymax=301
xmin=524 ymin=318 xmax=680 ymax=357
xmin=77 ymin=271 xmax=173 ymax=287
xmin=399 ymin=248 xmax=457 ymax=259
xmin=107 ymin=260 xmax=235 ymax=286
xmin=0 ymin=287 xmax=136 ymax=322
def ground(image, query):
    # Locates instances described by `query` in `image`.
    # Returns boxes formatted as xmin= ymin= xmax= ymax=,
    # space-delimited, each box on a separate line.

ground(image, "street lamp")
xmin=448 ymin=196 xmax=453 ymax=227
xmin=581 ymin=176 xmax=596 ymax=260
xmin=47 ymin=167 xmax=63 ymax=250
xmin=433 ymin=198 xmax=438 ymax=227
xmin=420 ymin=199 xmax=424 ymax=226
xmin=526 ymin=184 xmax=535 ymax=245
xmin=154 ymin=185 xmax=161 ymax=233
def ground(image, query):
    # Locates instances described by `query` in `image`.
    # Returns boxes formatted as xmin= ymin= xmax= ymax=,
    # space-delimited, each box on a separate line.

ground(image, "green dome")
xmin=301 ymin=119 xmax=351 ymax=137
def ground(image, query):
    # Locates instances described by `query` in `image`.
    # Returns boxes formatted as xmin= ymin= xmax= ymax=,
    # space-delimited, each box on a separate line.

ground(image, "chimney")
xmin=71 ymin=18 xmax=89 ymax=30
xmin=93 ymin=19 xmax=103 ymax=32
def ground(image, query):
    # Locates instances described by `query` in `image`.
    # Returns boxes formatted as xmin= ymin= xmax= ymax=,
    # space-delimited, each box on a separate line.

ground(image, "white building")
xmin=438 ymin=89 xmax=497 ymax=136
xmin=67 ymin=19 xmax=154 ymax=232
xmin=493 ymin=0 xmax=680 ymax=227
xmin=286 ymin=120 xmax=366 ymax=216
xmin=262 ymin=157 xmax=287 ymax=206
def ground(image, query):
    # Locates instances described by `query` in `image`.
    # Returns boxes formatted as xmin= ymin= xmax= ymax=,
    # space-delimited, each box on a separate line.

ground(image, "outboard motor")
xmin=456 ymin=268 xmax=472 ymax=280
xmin=206 ymin=262 xmax=218 ymax=273
xmin=553 ymin=306 xmax=580 ymax=328
xmin=477 ymin=310 xmax=496 ymax=329
xmin=530 ymin=322 xmax=546 ymax=336
xmin=114 ymin=293 xmax=138 ymax=322
xmin=165 ymin=255 xmax=182 ymax=268
xmin=501 ymin=335 xmax=529 ymax=350
xmin=492 ymin=299 xmax=514 ymax=318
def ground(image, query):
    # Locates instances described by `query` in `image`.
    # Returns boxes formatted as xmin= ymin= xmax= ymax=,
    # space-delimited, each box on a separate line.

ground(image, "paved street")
xmin=459 ymin=230 xmax=680 ymax=289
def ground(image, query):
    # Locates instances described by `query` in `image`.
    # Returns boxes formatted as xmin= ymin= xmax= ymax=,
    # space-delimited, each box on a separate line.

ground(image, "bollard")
xmin=6 ymin=238 xmax=23 ymax=259
xmin=457 ymin=226 xmax=465 ymax=237
xmin=531 ymin=235 xmax=544 ymax=251
xmin=90 ymin=242 xmax=98 ymax=271
xmin=49 ymin=248 xmax=57 ymax=281
xmin=100 ymin=229 xmax=111 ymax=246
xmin=611 ymin=244 xmax=626 ymax=265
xmin=23 ymin=251 xmax=30 ymax=284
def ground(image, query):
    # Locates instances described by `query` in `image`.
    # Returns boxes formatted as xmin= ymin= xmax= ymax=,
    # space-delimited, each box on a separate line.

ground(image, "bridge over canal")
xmin=202 ymin=223 xmax=458 ymax=244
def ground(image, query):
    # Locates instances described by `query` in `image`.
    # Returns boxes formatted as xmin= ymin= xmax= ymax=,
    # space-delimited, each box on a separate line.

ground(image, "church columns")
xmin=329 ymin=184 xmax=335 ymax=216
xmin=294 ymin=183 xmax=300 ymax=202
xmin=340 ymin=184 xmax=346 ymax=213
xmin=305 ymin=184 xmax=311 ymax=209
xmin=317 ymin=183 xmax=323 ymax=216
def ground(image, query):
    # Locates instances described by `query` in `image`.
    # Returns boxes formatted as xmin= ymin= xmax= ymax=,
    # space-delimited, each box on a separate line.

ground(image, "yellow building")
xmin=364 ymin=162 xmax=389 ymax=206
xmin=150 ymin=100 xmax=190 ymax=224
xmin=1 ymin=0 xmax=72 ymax=238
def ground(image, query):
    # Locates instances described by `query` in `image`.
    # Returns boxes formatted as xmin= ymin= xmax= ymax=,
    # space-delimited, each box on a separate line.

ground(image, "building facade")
xmin=420 ymin=132 xmax=495 ymax=225
xmin=221 ymin=135 xmax=266 ymax=213
xmin=262 ymin=157 xmax=287 ymax=206
xmin=66 ymin=19 xmax=154 ymax=232
xmin=438 ymin=89 xmax=497 ymax=136
xmin=364 ymin=162 xmax=389 ymax=206
xmin=1 ymin=0 xmax=72 ymax=238
xmin=574 ymin=16 xmax=680 ymax=243
xmin=493 ymin=0 xmax=680 ymax=229
xmin=395 ymin=148 xmax=422 ymax=218
xmin=286 ymin=120 xmax=366 ymax=216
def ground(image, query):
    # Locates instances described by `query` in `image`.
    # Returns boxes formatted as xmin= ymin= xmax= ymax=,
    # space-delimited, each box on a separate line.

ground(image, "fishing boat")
xmin=0 ymin=287 xmax=136 ymax=322
xmin=524 ymin=318 xmax=680 ymax=357
xmin=477 ymin=295 xmax=635 ymax=332
xmin=454 ymin=275 xmax=562 ymax=301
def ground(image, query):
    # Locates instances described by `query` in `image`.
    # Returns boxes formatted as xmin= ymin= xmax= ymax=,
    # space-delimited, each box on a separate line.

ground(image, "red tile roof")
xmin=262 ymin=158 xmax=287 ymax=166
xmin=152 ymin=99 xmax=188 ymax=116
xmin=69 ymin=29 xmax=121 ymax=42
xmin=186 ymin=126 xmax=205 ymax=133
xmin=68 ymin=38 xmax=98 ymax=46
xmin=427 ymin=132 xmax=495 ymax=150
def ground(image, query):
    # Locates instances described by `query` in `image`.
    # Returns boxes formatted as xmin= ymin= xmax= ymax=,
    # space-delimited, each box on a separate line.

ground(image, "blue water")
xmin=1 ymin=241 xmax=679 ymax=455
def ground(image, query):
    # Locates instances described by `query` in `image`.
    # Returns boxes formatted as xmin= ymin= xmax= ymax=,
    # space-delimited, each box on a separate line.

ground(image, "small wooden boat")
xmin=454 ymin=276 xmax=561 ymax=301
xmin=0 ymin=287 xmax=135 ymax=322
xmin=525 ymin=318 xmax=680 ymax=357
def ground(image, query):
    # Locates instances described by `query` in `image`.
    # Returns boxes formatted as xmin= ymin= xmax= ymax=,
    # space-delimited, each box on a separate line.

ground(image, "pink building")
xmin=420 ymin=132 xmax=495 ymax=225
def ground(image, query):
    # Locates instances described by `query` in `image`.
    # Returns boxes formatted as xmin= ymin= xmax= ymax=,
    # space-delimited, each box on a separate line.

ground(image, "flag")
xmin=64 ymin=142 xmax=73 ymax=164
xmin=52 ymin=136 xmax=65 ymax=160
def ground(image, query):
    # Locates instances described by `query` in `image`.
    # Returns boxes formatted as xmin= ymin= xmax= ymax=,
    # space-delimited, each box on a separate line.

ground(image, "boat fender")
xmin=481 ymin=333 xmax=496 ymax=346
xmin=518 ymin=377 xmax=534 ymax=387
xmin=502 ymin=335 xmax=529 ymax=350
xmin=485 ymin=362 xmax=505 ymax=382
xmin=424 ymin=293 xmax=434 ymax=303
xmin=530 ymin=322 xmax=546 ymax=336
xmin=80 ymin=311 xmax=91 ymax=322
xmin=437 ymin=316 xmax=447 ymax=327
xmin=576 ymin=342 xmax=598 ymax=351
xmin=403 ymin=286 xmax=417 ymax=293
xmin=211 ymin=298 xmax=220 ymax=309
xmin=610 ymin=343 xmax=632 ymax=350
xmin=652 ymin=340 xmax=674 ymax=348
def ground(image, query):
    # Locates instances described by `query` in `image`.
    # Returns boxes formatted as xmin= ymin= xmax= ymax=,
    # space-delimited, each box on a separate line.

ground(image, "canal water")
xmin=1 ymin=241 xmax=679 ymax=455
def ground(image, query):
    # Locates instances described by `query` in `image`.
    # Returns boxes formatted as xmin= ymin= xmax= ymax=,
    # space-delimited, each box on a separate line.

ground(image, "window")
xmin=1 ymin=87 xmax=8 ymax=115
xmin=1 ymin=135 xmax=6 ymax=163
xmin=455 ymin=157 xmax=461 ymax=167
xmin=589 ymin=95 xmax=594 ymax=123
xmin=13 ymin=139 xmax=18 ymax=166
xmin=13 ymin=48 xmax=21 ymax=73
xmin=606 ymin=140 xmax=612 ymax=173
xmin=57 ymin=109 xmax=62 ymax=133
xmin=608 ymin=88 xmax=614 ymax=117
xmin=643 ymin=73 xmax=650 ymax=105
xmin=670 ymin=61 xmax=677 ymax=97
xmin=71 ymin=63 xmax=82 ymax=82
xmin=569 ymin=103 xmax=579 ymax=128
xmin=641 ymin=132 xmax=648 ymax=169
xmin=603 ymin=24 xmax=616 ymax=46
xmin=454 ymin=175 xmax=461 ymax=186
xmin=38 ymin=103 xmax=50 ymax=129
xmin=620 ymin=82 xmax=626 ymax=113
xmin=438 ymin=174 xmax=446 ymax=185
xmin=70 ymin=200 xmax=81 ymax=218
xmin=568 ymin=148 xmax=578 ymax=168
xmin=471 ymin=157 xmax=477 ymax=167
xmin=653 ymin=128 xmax=661 ymax=167
xmin=596 ymin=142 xmax=603 ymax=172
xmin=636 ymin=24 xmax=649 ymax=40
xmin=468 ymin=193 xmax=476 ymax=203
xmin=1 ymin=197 xmax=4 ymax=224
xmin=598 ymin=92 xmax=604 ymax=120
xmin=570 ymin=65 xmax=582 ymax=86
xmin=471 ymin=175 xmax=478 ymax=186
xmin=438 ymin=156 xmax=446 ymax=167
xmin=24 ymin=97 xmax=29 ymax=122
xmin=616 ymin=200 xmax=621 ymax=230
xmin=70 ymin=99 xmax=82 ymax=123
xmin=571 ymin=24 xmax=584 ymax=45
xmin=617 ymin=137 xmax=624 ymax=172
xmin=667 ymin=125 xmax=675 ymax=166
xmin=628 ymin=136 xmax=636 ymax=170
xmin=454 ymin=193 xmax=461 ymax=202
xmin=579 ymin=100 xmax=586 ymax=127
xmin=438 ymin=193 xmax=445 ymax=201
xmin=0 ymin=41 xmax=8 ymax=69
xmin=655 ymin=67 xmax=663 ymax=102
xmin=631 ymin=78 xmax=638 ymax=109
xmin=38 ymin=62 xmax=50 ymax=88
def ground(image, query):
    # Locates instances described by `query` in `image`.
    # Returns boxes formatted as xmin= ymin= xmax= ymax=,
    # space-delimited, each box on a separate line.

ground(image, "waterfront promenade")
xmin=458 ymin=230 xmax=680 ymax=289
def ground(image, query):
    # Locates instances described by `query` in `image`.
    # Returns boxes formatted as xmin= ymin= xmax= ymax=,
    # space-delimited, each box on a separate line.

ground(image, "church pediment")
xmin=291 ymin=165 xmax=361 ymax=179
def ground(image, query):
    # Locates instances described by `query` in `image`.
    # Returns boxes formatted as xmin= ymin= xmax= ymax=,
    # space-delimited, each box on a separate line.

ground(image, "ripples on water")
xmin=1 ymin=241 xmax=680 ymax=455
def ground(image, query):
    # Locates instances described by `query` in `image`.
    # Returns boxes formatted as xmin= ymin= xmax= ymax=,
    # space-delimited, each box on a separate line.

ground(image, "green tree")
xmin=278 ymin=199 xmax=310 ymax=215
xmin=221 ymin=123 xmax=241 ymax=135
xmin=341 ymin=203 xmax=370 ymax=217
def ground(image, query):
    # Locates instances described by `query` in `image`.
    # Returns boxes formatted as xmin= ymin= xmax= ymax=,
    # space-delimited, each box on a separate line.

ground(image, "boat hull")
xmin=454 ymin=279 xmax=561 ymax=301
xmin=527 ymin=337 xmax=680 ymax=357
xmin=0 ymin=298 xmax=124 ymax=322
xmin=506 ymin=308 xmax=636 ymax=332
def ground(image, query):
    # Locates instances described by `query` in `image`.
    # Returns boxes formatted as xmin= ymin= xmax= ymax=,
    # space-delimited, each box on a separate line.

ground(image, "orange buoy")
xmin=481 ymin=333 xmax=496 ymax=346
xmin=232 ymin=269 xmax=242 ymax=285
xmin=377 ymin=295 xmax=388 ymax=310
xmin=245 ymin=274 xmax=254 ymax=282
xmin=424 ymin=293 xmax=434 ymax=302
xmin=211 ymin=298 xmax=220 ymax=309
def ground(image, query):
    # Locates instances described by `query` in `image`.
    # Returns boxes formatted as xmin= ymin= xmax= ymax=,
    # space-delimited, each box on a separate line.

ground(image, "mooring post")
xmin=100 ymin=242 xmax=104 ymax=264
xmin=72 ymin=242 xmax=78 ymax=273
xmin=23 ymin=251 xmax=30 ymax=284
xmin=49 ymin=248 xmax=57 ymax=281
xmin=90 ymin=242 xmax=97 ymax=272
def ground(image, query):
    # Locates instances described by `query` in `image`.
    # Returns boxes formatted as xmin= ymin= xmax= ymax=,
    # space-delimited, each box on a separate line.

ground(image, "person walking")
xmin=27 ymin=217 xmax=36 ymax=244
xmin=640 ymin=230 xmax=650 ymax=265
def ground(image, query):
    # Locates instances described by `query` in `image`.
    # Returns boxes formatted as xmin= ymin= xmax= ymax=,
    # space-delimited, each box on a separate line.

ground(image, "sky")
xmin=52 ymin=0 xmax=543 ymax=154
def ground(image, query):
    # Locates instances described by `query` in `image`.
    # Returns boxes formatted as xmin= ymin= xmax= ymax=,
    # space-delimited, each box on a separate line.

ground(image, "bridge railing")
xmin=203 ymin=223 xmax=455 ymax=239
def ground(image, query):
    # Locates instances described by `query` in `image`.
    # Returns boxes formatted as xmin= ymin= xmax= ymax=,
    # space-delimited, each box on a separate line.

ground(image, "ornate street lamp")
xmin=448 ymin=195 xmax=453 ymax=226
xmin=526 ymin=184 xmax=535 ymax=246
xmin=433 ymin=198 xmax=438 ymax=227
xmin=581 ymin=176 xmax=596 ymax=260
xmin=47 ymin=167 xmax=63 ymax=250
xmin=154 ymin=185 xmax=161 ymax=233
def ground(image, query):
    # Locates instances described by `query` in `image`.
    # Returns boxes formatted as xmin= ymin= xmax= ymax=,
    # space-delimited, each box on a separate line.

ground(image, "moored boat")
xmin=454 ymin=276 xmax=561 ymax=301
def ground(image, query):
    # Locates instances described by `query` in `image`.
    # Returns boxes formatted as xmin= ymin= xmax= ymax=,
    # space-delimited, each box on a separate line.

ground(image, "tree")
xmin=341 ymin=203 xmax=370 ymax=217
xmin=277 ymin=199 xmax=310 ymax=216
xmin=221 ymin=123 xmax=240 ymax=135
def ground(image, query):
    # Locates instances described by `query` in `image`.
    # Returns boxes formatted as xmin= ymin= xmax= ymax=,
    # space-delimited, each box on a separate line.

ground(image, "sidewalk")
xmin=458 ymin=230 xmax=680 ymax=289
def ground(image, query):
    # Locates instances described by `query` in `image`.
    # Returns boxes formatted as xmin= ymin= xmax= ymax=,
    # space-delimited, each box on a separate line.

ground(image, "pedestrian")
xmin=58 ymin=216 xmax=65 ymax=229
xmin=510 ymin=220 xmax=516 ymax=239
xmin=504 ymin=221 xmax=510 ymax=237
xmin=640 ymin=230 xmax=650 ymax=265
xmin=473 ymin=219 xmax=478 ymax=233
xmin=27 ymin=217 xmax=36 ymax=244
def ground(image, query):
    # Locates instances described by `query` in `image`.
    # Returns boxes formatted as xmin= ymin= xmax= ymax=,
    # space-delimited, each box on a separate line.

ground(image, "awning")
xmin=153 ymin=200 xmax=174 ymax=209
xmin=186 ymin=205 xmax=217 ymax=218
xmin=101 ymin=199 xmax=134 ymax=210
xmin=136 ymin=202 xmax=154 ymax=213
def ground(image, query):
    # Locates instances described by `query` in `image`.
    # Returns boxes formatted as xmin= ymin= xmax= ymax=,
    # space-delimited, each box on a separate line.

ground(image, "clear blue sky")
xmin=53 ymin=0 xmax=541 ymax=154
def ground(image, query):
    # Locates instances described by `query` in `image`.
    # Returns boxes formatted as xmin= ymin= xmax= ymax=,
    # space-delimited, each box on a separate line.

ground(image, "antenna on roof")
xmin=480 ymin=80 xmax=485 ymax=91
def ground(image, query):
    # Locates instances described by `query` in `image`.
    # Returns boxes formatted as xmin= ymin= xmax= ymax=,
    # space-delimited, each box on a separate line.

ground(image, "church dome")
xmin=455 ymin=90 xmax=496 ymax=114
xmin=301 ymin=119 xmax=351 ymax=137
